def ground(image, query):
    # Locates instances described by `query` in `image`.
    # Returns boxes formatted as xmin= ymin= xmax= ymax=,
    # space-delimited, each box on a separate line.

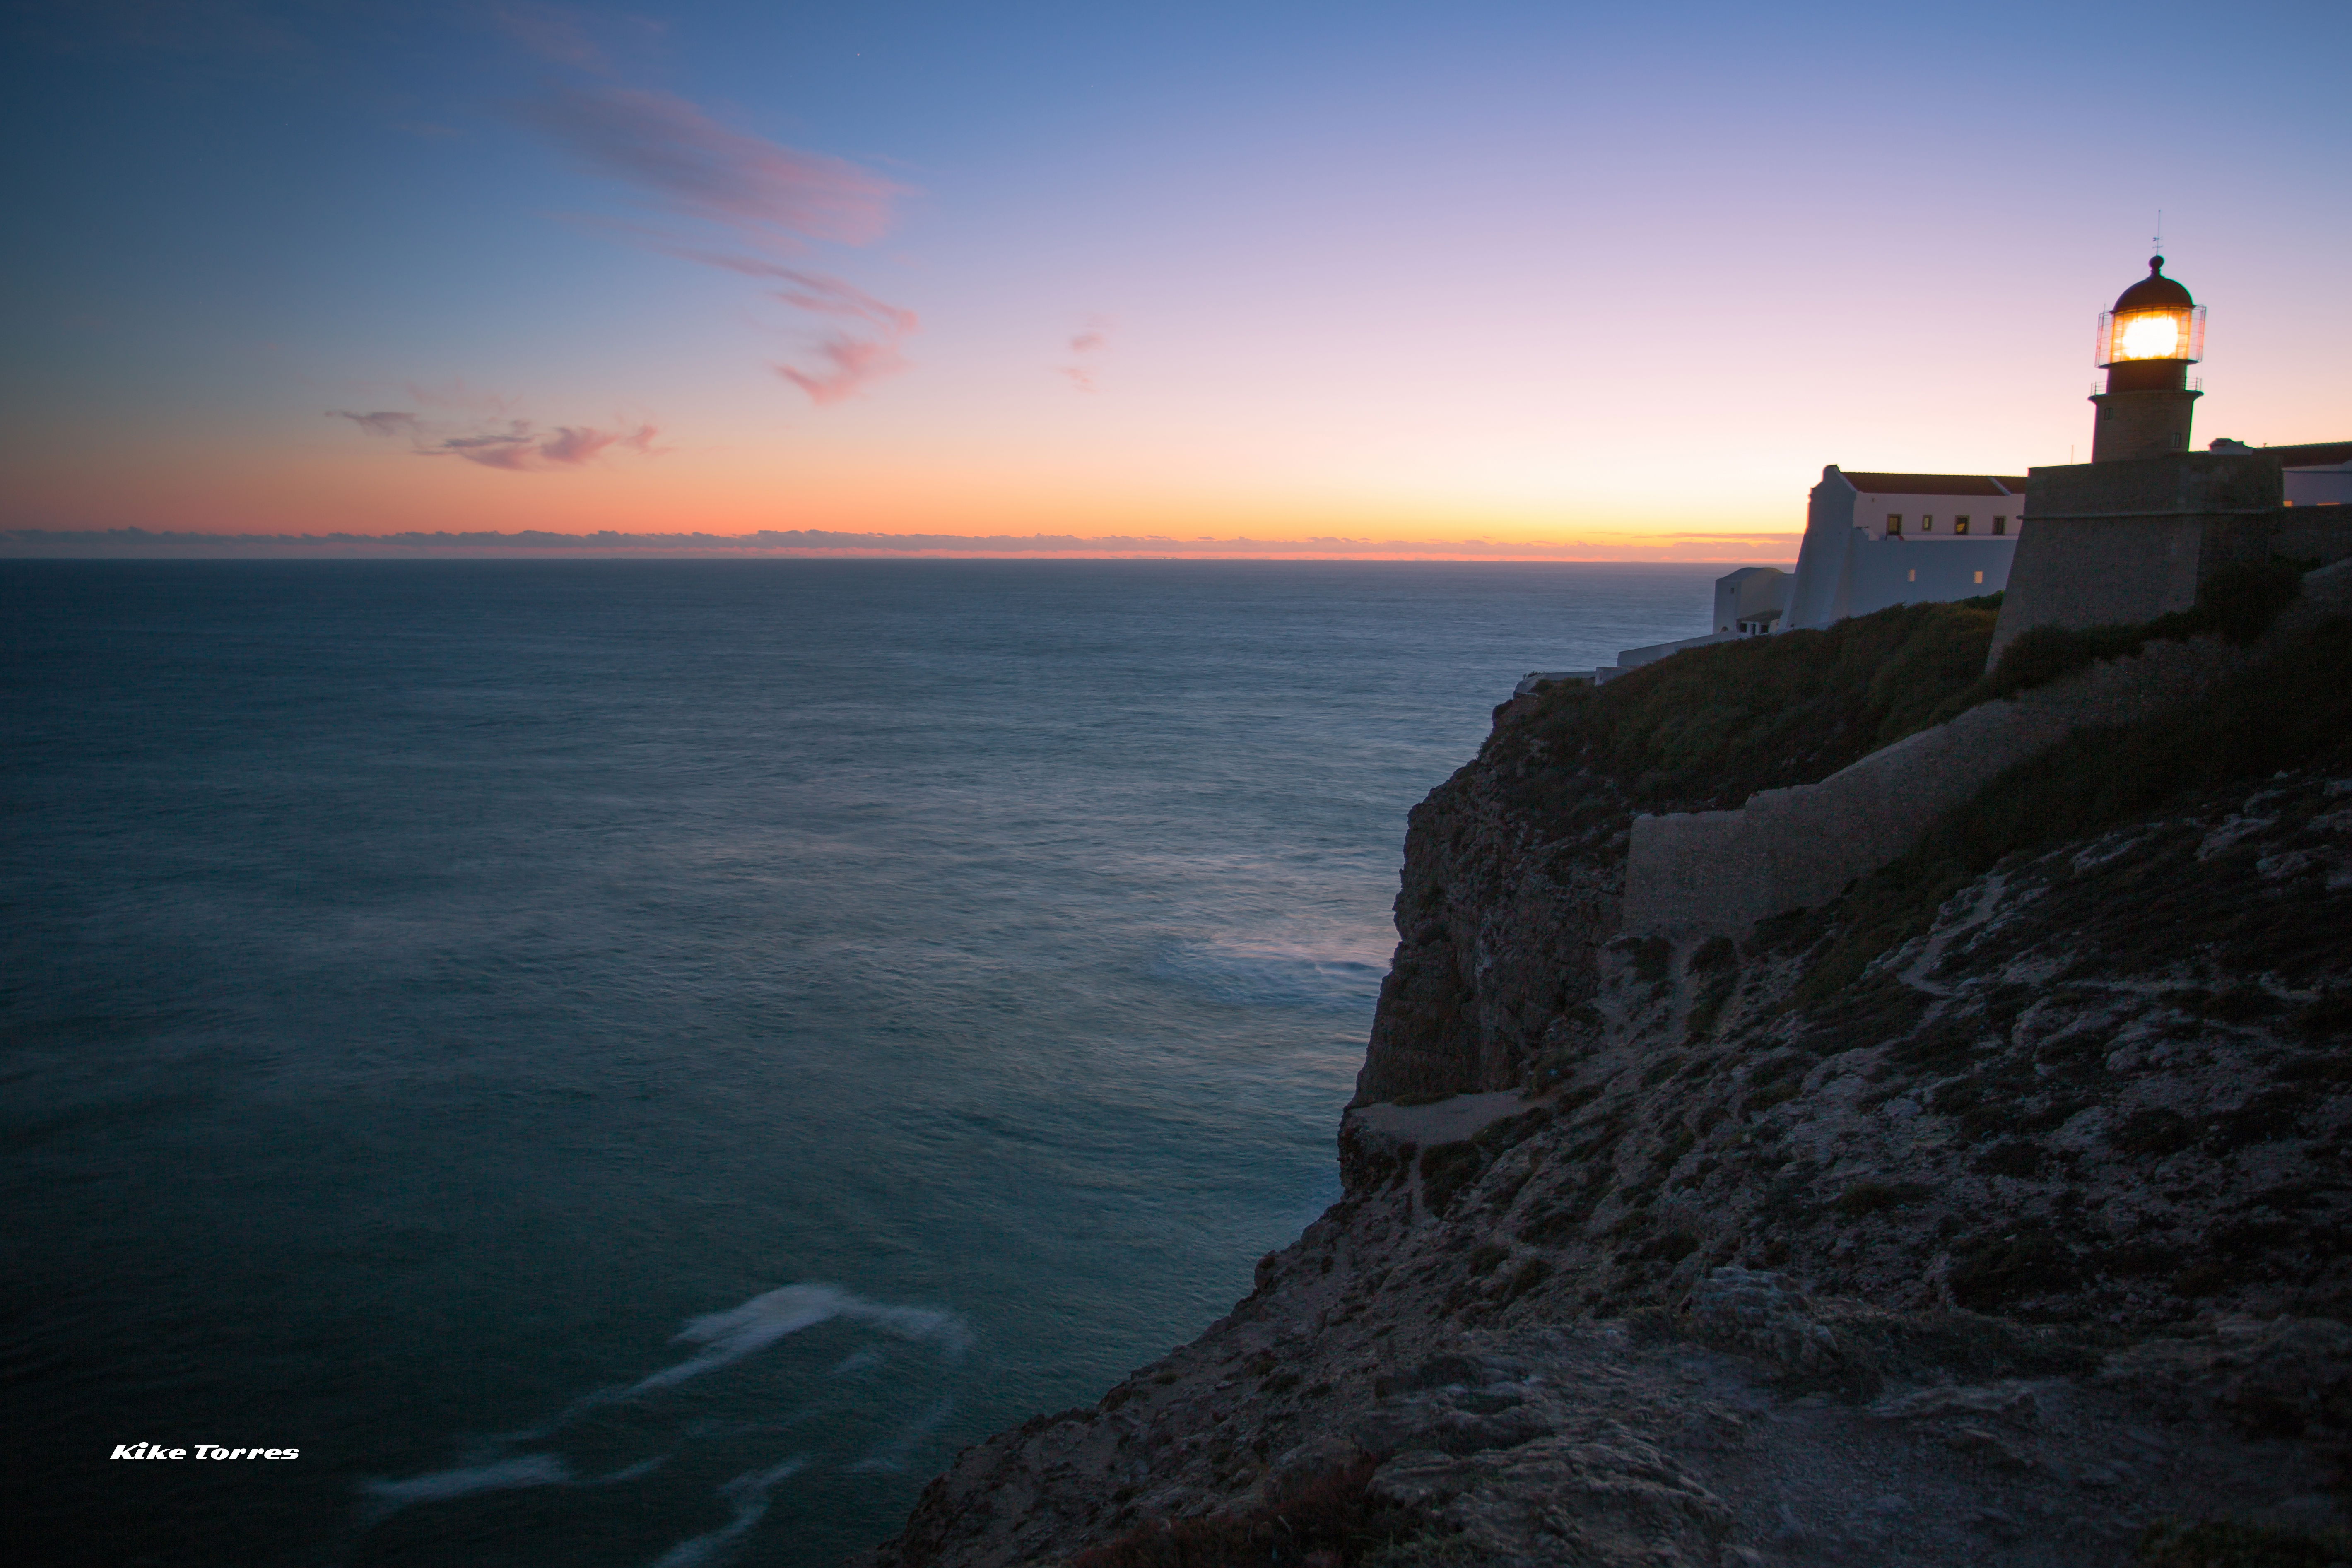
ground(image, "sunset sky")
xmin=5 ymin=0 xmax=2347 ymax=556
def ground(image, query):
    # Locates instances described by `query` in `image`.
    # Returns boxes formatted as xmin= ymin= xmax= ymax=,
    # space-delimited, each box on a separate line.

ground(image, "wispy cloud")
xmin=1058 ymin=316 xmax=1114 ymax=393
xmin=516 ymin=84 xmax=901 ymax=252
xmin=668 ymin=256 xmax=917 ymax=405
xmin=333 ymin=410 xmax=422 ymax=438
xmin=510 ymin=77 xmax=918 ymax=407
xmin=679 ymin=254 xmax=918 ymax=335
xmin=331 ymin=410 xmax=660 ymax=472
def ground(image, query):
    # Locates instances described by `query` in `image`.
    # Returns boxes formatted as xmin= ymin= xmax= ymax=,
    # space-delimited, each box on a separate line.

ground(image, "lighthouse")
xmin=2089 ymin=256 xmax=2206 ymax=462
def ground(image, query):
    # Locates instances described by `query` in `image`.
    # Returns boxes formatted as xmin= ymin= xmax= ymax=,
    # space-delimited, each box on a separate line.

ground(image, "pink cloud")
xmin=1058 ymin=316 xmax=1114 ymax=392
xmin=669 ymin=253 xmax=918 ymax=404
xmin=776 ymin=335 xmax=909 ymax=406
xmin=767 ymin=272 xmax=917 ymax=335
xmin=512 ymin=81 xmax=917 ymax=407
xmin=686 ymin=255 xmax=919 ymax=334
xmin=675 ymin=255 xmax=918 ymax=406
xmin=516 ymin=84 xmax=902 ymax=250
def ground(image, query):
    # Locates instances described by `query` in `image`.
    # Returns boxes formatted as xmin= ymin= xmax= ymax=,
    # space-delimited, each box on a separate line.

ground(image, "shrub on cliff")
xmin=1498 ymin=595 xmax=2003 ymax=819
xmin=1500 ymin=561 xmax=2309 ymax=836
xmin=1919 ymin=557 xmax=2309 ymax=727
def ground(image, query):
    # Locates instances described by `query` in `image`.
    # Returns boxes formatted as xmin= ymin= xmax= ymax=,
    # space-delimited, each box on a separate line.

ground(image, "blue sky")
xmin=5 ymin=0 xmax=2347 ymax=551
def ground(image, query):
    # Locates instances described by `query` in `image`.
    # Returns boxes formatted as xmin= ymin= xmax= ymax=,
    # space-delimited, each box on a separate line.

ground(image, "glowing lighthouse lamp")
xmin=2089 ymin=256 xmax=2207 ymax=462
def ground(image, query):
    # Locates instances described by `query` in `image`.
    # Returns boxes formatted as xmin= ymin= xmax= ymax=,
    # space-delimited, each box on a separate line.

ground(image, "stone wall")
xmin=1988 ymin=450 xmax=2283 ymax=660
xmin=1622 ymin=559 xmax=2352 ymax=937
xmin=1619 ymin=635 xmax=2248 ymax=935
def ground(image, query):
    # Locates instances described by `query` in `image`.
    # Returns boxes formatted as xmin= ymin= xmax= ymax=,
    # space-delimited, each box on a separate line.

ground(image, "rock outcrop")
xmin=870 ymin=593 xmax=2352 ymax=1568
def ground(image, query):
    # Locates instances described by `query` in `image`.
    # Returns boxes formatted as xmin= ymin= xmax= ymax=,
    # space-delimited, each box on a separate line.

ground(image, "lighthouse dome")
xmin=2113 ymin=256 xmax=2193 ymax=313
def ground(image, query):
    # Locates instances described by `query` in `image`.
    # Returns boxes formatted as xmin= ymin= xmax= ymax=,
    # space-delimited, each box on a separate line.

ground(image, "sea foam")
xmin=358 ymin=1453 xmax=572 ymax=1523
xmin=632 ymin=1284 xmax=969 ymax=1396
xmin=647 ymin=1457 xmax=806 ymax=1568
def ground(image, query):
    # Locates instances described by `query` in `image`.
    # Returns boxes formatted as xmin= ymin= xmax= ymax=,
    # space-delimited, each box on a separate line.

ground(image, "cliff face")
xmin=1352 ymin=756 xmax=1623 ymax=1106
xmin=872 ymin=605 xmax=2352 ymax=1568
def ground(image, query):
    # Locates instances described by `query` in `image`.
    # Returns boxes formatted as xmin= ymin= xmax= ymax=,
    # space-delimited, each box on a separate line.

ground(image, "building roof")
xmin=2208 ymin=438 xmax=2352 ymax=469
xmin=2270 ymin=441 xmax=2352 ymax=470
xmin=1835 ymin=470 xmax=2018 ymax=497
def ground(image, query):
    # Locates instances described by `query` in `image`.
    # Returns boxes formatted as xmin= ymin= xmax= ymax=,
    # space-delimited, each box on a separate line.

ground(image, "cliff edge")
xmin=871 ymin=578 xmax=2352 ymax=1568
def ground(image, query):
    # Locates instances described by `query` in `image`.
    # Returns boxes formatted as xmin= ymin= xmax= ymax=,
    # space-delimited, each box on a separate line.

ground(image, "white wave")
xmin=848 ymin=1397 xmax=954 ymax=1474
xmin=627 ymin=1283 xmax=969 ymax=1396
xmin=647 ymin=1457 xmax=806 ymax=1568
xmin=363 ymin=1282 xmax=960 ymax=1539
xmin=595 ymin=1455 xmax=669 ymax=1484
xmin=358 ymin=1453 xmax=571 ymax=1524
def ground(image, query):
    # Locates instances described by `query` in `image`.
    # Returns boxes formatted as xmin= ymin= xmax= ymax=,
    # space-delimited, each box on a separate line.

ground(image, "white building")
xmin=1780 ymin=467 xmax=2026 ymax=632
xmin=1514 ymin=566 xmax=1794 ymax=694
xmin=1714 ymin=566 xmax=1791 ymax=635
xmin=1509 ymin=466 xmax=2038 ymax=698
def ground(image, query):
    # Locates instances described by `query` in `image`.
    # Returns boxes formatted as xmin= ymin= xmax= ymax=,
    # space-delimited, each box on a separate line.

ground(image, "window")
xmin=1974 ymin=571 xmax=1985 ymax=584
xmin=1885 ymin=514 xmax=1903 ymax=535
xmin=1954 ymin=515 xmax=1971 ymax=535
xmin=1921 ymin=515 xmax=1934 ymax=532
xmin=1908 ymin=569 xmax=1917 ymax=582
xmin=1993 ymin=516 xmax=2007 ymax=535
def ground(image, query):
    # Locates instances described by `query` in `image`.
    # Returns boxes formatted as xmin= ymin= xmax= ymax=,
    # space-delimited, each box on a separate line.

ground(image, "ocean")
xmin=2 ymin=559 xmax=1722 ymax=1567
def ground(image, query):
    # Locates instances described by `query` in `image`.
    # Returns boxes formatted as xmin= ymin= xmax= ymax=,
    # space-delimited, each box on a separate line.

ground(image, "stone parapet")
xmin=1621 ymin=634 xmax=2253 ymax=936
xmin=2024 ymin=450 xmax=2282 ymax=520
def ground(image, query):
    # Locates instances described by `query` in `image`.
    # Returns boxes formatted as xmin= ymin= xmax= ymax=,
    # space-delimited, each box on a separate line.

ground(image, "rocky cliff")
xmin=870 ymin=590 xmax=2352 ymax=1568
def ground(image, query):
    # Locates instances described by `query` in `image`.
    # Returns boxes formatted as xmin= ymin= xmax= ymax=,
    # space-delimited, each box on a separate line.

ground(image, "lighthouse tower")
xmin=2089 ymin=257 xmax=2206 ymax=462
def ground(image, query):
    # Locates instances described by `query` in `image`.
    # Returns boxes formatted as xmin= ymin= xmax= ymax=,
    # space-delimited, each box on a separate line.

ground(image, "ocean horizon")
xmin=5 ymin=558 xmax=1738 ymax=1567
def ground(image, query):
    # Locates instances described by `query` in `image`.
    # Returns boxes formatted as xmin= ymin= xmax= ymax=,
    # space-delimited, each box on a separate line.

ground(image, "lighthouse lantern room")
xmin=2089 ymin=256 xmax=2206 ymax=462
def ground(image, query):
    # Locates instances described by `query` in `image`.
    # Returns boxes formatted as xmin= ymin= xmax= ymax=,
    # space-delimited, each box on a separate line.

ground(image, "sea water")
xmin=1 ymin=559 xmax=1721 ymax=1567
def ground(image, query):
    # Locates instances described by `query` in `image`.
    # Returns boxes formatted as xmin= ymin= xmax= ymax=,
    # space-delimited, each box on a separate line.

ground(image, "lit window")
xmin=1908 ymin=569 xmax=1917 ymax=582
xmin=1886 ymin=514 xmax=1903 ymax=535
xmin=1993 ymin=516 xmax=2007 ymax=535
xmin=1974 ymin=571 xmax=1984 ymax=584
xmin=1921 ymin=515 xmax=1934 ymax=532
xmin=1954 ymin=516 xmax=1971 ymax=535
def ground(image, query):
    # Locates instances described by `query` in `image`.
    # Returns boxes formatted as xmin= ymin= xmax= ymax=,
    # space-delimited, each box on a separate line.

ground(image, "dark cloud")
xmin=330 ymin=410 xmax=660 ymax=472
xmin=332 ymin=409 xmax=424 ymax=438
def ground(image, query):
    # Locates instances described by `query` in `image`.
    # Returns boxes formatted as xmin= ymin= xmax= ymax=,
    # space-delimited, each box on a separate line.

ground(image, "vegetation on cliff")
xmin=1497 ymin=595 xmax=2006 ymax=825
xmin=1496 ymin=558 xmax=2308 ymax=838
